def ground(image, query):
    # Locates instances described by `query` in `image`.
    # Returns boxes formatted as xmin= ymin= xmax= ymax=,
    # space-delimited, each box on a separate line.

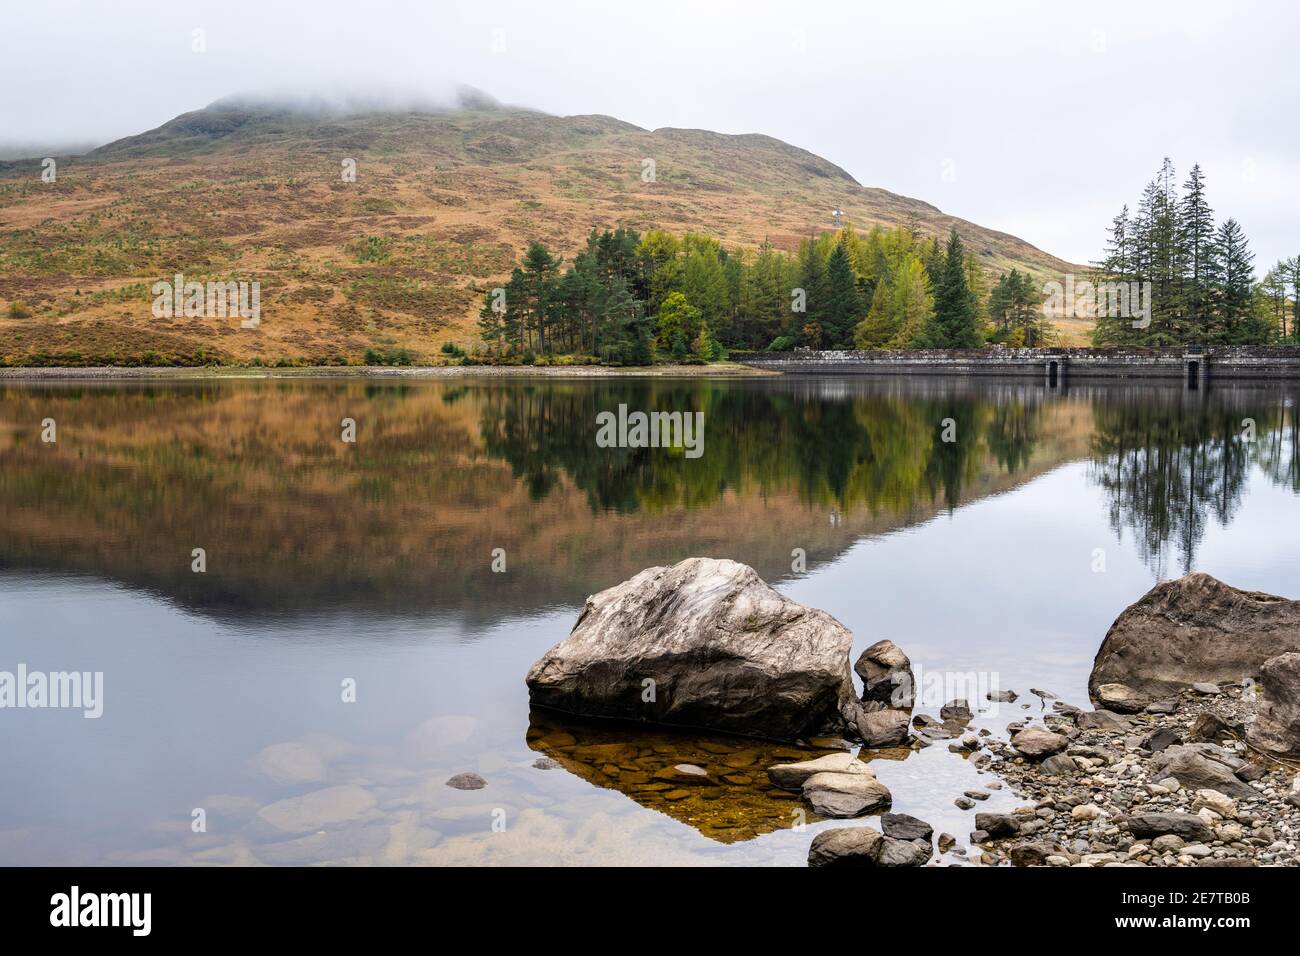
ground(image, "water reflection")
xmin=1 ymin=379 xmax=1296 ymax=625
xmin=1087 ymin=389 xmax=1299 ymax=576
xmin=3 ymin=375 xmax=1299 ymax=866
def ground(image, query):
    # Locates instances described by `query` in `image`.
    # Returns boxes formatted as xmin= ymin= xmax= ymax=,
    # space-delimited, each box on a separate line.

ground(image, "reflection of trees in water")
xmin=1258 ymin=401 xmax=1300 ymax=494
xmin=1088 ymin=391 xmax=1296 ymax=577
xmin=477 ymin=381 xmax=1045 ymax=517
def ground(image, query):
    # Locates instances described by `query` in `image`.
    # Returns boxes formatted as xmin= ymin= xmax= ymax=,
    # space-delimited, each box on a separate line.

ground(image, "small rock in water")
xmin=940 ymin=699 xmax=973 ymax=722
xmin=987 ymin=689 xmax=1018 ymax=702
xmin=856 ymin=708 xmax=912 ymax=747
xmin=878 ymin=836 xmax=932 ymax=867
xmin=1030 ymin=688 xmax=1058 ymax=700
xmin=955 ymin=797 xmax=976 ymax=810
xmin=855 ymin=640 xmax=916 ymax=709
xmin=881 ymin=812 xmax=934 ymax=842
xmin=653 ymin=763 xmax=715 ymax=786
xmin=807 ymin=826 xmax=883 ymax=867
xmin=802 ymin=772 xmax=892 ymax=817
xmin=532 ymin=757 xmax=561 ymax=770
xmin=766 ymin=752 xmax=872 ymax=790
xmin=937 ymin=832 xmax=956 ymax=851
xmin=446 ymin=772 xmax=487 ymax=790
xmin=963 ymin=790 xmax=990 ymax=801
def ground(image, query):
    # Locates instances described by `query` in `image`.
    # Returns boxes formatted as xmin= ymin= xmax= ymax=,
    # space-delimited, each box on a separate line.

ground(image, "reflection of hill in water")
xmin=1 ymin=377 xmax=1293 ymax=629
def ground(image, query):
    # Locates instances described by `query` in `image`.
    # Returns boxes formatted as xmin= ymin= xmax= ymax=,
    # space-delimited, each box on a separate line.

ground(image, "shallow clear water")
xmin=1 ymin=375 xmax=1297 ymax=864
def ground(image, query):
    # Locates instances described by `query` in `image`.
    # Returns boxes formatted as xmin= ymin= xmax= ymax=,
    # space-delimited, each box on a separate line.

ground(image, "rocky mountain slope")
xmin=0 ymin=93 xmax=1082 ymax=365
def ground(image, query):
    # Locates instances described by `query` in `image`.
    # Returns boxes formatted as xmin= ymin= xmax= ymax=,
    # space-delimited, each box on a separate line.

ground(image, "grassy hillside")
xmin=0 ymin=97 xmax=1085 ymax=366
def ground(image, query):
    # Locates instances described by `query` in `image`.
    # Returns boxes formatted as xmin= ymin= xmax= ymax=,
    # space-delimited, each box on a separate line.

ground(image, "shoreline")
xmin=0 ymin=362 xmax=776 ymax=382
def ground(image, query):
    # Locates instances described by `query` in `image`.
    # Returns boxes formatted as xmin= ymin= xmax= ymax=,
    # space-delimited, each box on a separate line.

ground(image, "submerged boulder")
xmin=525 ymin=558 xmax=858 ymax=742
xmin=1247 ymin=652 xmax=1300 ymax=756
xmin=1089 ymin=573 xmax=1300 ymax=699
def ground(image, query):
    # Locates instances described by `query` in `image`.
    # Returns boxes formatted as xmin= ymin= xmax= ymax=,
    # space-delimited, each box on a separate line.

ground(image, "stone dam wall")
xmin=734 ymin=347 xmax=1300 ymax=382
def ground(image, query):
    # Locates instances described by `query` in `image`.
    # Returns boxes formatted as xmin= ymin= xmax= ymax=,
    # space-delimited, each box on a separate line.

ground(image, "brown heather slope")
xmin=0 ymin=97 xmax=1084 ymax=366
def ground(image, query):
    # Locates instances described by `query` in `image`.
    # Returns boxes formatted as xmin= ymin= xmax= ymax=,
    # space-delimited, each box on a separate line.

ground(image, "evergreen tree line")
xmin=1094 ymin=158 xmax=1298 ymax=345
xmin=477 ymin=224 xmax=1036 ymax=363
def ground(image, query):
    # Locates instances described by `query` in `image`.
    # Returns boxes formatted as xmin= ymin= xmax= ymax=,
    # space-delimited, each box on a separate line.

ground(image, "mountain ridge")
xmin=0 ymin=96 xmax=1086 ymax=366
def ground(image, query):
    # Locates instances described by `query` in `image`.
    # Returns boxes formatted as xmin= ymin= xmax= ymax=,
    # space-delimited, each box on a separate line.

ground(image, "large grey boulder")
xmin=854 ymin=639 xmax=914 ymax=708
xmin=1247 ymin=652 xmax=1300 ymax=756
xmin=1090 ymin=574 xmax=1300 ymax=699
xmin=526 ymin=558 xmax=857 ymax=742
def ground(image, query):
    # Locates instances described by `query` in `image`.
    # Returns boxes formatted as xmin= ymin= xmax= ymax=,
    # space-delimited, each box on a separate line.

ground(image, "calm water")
xmin=1 ymin=375 xmax=1298 ymax=865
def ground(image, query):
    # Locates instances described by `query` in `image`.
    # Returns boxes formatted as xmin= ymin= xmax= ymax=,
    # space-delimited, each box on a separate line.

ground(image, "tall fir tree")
xmin=822 ymin=240 xmax=861 ymax=348
xmin=919 ymin=229 xmax=981 ymax=348
xmin=1210 ymin=218 xmax=1262 ymax=342
xmin=1178 ymin=164 xmax=1215 ymax=336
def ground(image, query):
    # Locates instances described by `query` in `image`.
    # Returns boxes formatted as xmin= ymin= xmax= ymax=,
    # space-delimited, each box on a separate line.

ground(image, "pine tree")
xmin=1178 ymin=164 xmax=1215 ymax=336
xmin=519 ymin=241 xmax=560 ymax=354
xmin=823 ymin=240 xmax=861 ymax=347
xmin=1093 ymin=205 xmax=1135 ymax=345
xmin=1210 ymin=218 xmax=1261 ymax=342
xmin=796 ymin=240 xmax=828 ymax=346
xmin=920 ymin=229 xmax=981 ymax=348
xmin=1290 ymin=256 xmax=1300 ymax=342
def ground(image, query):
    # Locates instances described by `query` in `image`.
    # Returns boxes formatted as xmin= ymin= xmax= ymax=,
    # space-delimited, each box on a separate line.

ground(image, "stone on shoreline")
xmin=1089 ymin=573 xmax=1300 ymax=699
xmin=1095 ymin=682 xmax=1149 ymax=713
xmin=1148 ymin=744 xmax=1255 ymax=799
xmin=1123 ymin=813 xmax=1213 ymax=842
xmin=1010 ymin=728 xmax=1068 ymax=759
xmin=1247 ymin=652 xmax=1300 ymax=756
xmin=1077 ymin=709 xmax=1131 ymax=732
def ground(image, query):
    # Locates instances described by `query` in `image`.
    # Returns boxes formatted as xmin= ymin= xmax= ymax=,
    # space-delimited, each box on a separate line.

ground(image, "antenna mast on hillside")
xmin=831 ymin=208 xmax=843 ymax=229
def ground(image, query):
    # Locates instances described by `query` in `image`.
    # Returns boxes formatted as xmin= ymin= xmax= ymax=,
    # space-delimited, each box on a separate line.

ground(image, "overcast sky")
xmin=3 ymin=0 xmax=1296 ymax=268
